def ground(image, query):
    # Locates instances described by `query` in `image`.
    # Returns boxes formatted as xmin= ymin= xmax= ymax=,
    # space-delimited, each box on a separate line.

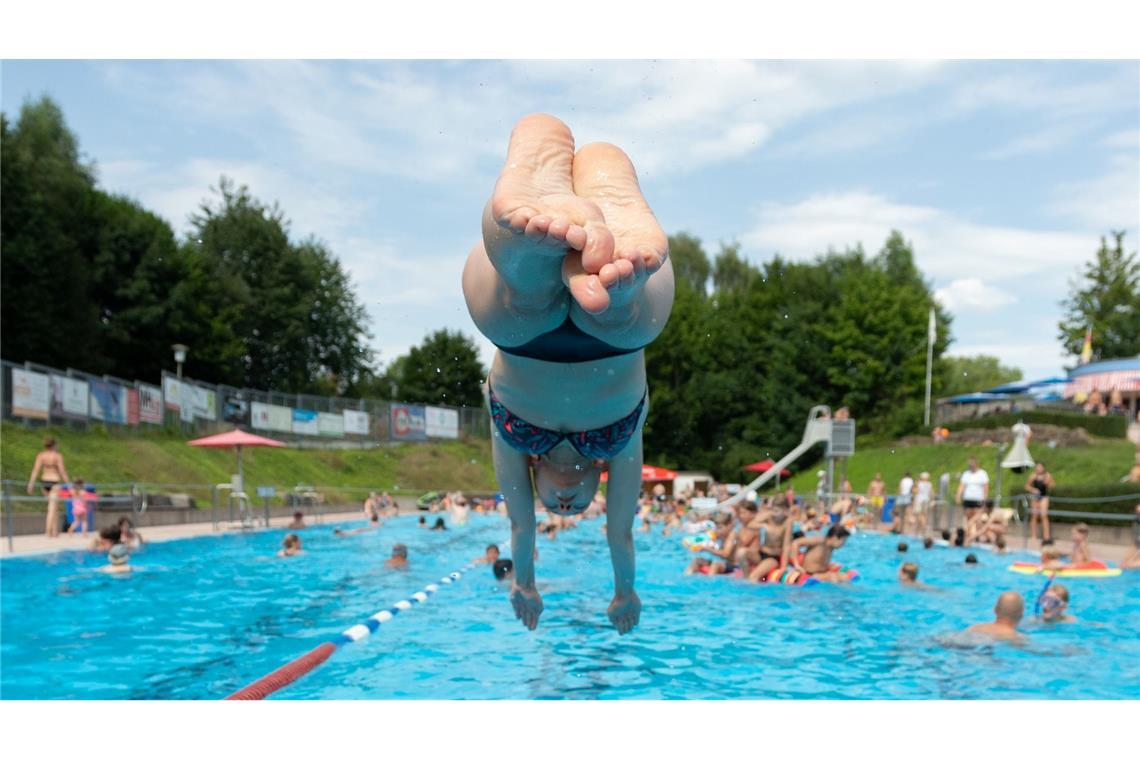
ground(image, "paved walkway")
xmin=2 ymin=510 xmax=366 ymax=558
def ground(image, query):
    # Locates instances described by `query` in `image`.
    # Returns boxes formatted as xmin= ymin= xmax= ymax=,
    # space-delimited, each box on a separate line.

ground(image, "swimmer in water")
xmin=965 ymin=591 xmax=1025 ymax=641
xmin=475 ymin=544 xmax=502 ymax=565
xmin=897 ymin=562 xmax=931 ymax=590
xmin=100 ymin=543 xmax=132 ymax=575
xmin=462 ymin=114 xmax=673 ymax=634
xmin=384 ymin=543 xmax=409 ymax=570
xmin=278 ymin=534 xmax=303 ymax=557
xmin=1037 ymin=583 xmax=1076 ymax=623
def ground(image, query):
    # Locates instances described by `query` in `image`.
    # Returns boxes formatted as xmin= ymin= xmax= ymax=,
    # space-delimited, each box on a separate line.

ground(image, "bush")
xmin=945 ymin=409 xmax=1127 ymax=438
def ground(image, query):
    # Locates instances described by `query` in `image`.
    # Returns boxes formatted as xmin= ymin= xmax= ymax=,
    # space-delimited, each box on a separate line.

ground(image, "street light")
xmin=172 ymin=344 xmax=189 ymax=379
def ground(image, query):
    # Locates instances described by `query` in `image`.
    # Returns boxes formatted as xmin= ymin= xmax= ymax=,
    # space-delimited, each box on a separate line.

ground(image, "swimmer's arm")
xmin=494 ymin=440 xmax=538 ymax=590
xmin=605 ymin=438 xmax=643 ymax=601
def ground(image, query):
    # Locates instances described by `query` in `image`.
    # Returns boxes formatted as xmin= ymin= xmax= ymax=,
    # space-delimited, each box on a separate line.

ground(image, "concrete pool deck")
xmin=1 ymin=509 xmax=370 ymax=558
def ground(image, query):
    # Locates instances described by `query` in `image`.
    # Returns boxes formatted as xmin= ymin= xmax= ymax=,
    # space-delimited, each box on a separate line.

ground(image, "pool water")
xmin=2 ymin=515 xmax=1138 ymax=699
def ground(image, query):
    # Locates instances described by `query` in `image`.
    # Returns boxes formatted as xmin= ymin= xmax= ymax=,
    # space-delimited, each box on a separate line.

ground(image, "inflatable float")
xmin=682 ymin=531 xmax=717 ymax=551
xmin=1008 ymin=560 xmax=1121 ymax=578
xmin=757 ymin=564 xmax=859 ymax=586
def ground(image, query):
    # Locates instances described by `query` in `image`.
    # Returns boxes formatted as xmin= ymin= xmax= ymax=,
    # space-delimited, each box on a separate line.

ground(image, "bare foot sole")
xmin=569 ymin=142 xmax=668 ymax=315
xmin=485 ymin=114 xmax=615 ymax=313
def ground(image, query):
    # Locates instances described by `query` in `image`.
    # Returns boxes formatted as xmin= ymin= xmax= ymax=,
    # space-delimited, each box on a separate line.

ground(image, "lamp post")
xmin=172 ymin=344 xmax=189 ymax=379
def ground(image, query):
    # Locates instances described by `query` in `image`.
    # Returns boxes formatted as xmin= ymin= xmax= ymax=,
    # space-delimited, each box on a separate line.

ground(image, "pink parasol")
xmin=188 ymin=429 xmax=286 ymax=494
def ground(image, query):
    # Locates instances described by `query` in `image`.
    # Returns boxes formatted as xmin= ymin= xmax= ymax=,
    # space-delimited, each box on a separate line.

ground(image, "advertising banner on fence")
xmin=425 ymin=405 xmax=460 ymax=439
xmin=223 ymin=394 xmax=249 ymax=425
xmin=343 ymin=409 xmax=370 ymax=435
xmin=318 ymin=412 xmax=345 ymax=437
xmin=138 ymin=384 xmax=163 ymax=423
xmin=126 ymin=388 xmax=140 ymax=425
xmin=252 ymin=402 xmax=292 ymax=432
xmin=292 ymin=408 xmax=320 ymax=435
xmin=11 ymin=368 xmax=50 ymax=419
xmin=390 ymin=404 xmax=426 ymax=441
xmin=89 ymin=380 xmax=127 ymax=423
xmin=49 ymin=374 xmax=88 ymax=419
xmin=162 ymin=375 xmax=182 ymax=409
xmin=188 ymin=385 xmax=215 ymax=420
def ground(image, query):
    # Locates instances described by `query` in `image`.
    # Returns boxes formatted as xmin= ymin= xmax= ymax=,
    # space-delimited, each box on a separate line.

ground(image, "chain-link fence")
xmin=1 ymin=358 xmax=489 ymax=445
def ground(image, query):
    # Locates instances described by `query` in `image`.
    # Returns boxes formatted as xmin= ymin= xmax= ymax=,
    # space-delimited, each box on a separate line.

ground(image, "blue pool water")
xmin=2 ymin=515 xmax=1138 ymax=699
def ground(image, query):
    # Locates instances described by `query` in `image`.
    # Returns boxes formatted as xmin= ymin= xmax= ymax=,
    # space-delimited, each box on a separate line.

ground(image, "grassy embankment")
xmin=0 ymin=423 xmax=496 ymax=508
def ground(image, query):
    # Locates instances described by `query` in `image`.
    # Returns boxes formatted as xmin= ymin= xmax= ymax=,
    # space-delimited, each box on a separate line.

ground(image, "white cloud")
xmin=934 ymin=278 xmax=1017 ymax=311
xmin=947 ymin=341 xmax=1071 ymax=382
xmin=741 ymin=190 xmax=1095 ymax=280
xmin=1047 ymin=153 xmax=1140 ymax=232
xmin=978 ymin=122 xmax=1083 ymax=160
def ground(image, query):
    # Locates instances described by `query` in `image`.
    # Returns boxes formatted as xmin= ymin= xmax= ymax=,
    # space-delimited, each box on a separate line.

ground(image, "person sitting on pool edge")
xmin=278 ymin=534 xmax=303 ymax=557
xmin=965 ymin=591 xmax=1025 ymax=641
xmin=462 ymin=114 xmax=673 ymax=635
xmin=385 ymin=544 xmax=409 ymax=570
xmin=100 ymin=543 xmax=132 ymax=575
xmin=788 ymin=525 xmax=851 ymax=582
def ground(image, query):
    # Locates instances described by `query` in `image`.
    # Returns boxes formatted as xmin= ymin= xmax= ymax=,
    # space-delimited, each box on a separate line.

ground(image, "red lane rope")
xmin=225 ymin=642 xmax=338 ymax=700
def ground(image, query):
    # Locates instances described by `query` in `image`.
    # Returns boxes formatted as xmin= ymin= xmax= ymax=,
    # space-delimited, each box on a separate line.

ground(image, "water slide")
xmin=694 ymin=406 xmax=834 ymax=513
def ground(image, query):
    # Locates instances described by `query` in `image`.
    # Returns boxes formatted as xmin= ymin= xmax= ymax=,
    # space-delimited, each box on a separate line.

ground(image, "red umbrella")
xmin=601 ymin=464 xmax=678 ymax=482
xmin=743 ymin=458 xmax=791 ymax=477
xmin=188 ymin=429 xmax=286 ymax=495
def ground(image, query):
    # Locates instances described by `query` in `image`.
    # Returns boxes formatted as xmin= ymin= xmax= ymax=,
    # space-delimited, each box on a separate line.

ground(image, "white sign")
xmin=138 ymin=384 xmax=164 ymax=424
xmin=318 ymin=412 xmax=345 ymax=437
xmin=180 ymin=399 xmax=195 ymax=422
xmin=50 ymin=375 xmax=89 ymax=418
xmin=11 ymin=369 xmax=50 ymax=419
xmin=188 ymin=385 xmax=209 ymax=419
xmin=252 ymin=402 xmax=292 ymax=433
xmin=163 ymin=375 xmax=182 ymax=409
xmin=292 ymin=408 xmax=320 ymax=436
xmin=343 ymin=409 xmax=370 ymax=435
xmin=425 ymin=405 xmax=459 ymax=439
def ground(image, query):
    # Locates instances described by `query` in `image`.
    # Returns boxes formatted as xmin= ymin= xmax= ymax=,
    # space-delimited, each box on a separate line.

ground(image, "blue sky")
xmin=3 ymin=60 xmax=1137 ymax=383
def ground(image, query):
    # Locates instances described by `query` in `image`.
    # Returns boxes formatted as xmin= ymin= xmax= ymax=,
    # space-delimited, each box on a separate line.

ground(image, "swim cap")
xmin=109 ymin=543 xmax=129 ymax=564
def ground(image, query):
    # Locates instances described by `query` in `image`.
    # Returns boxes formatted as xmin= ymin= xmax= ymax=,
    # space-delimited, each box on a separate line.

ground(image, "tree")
xmin=387 ymin=329 xmax=486 ymax=407
xmin=1058 ymin=231 xmax=1140 ymax=361
xmin=667 ymin=232 xmax=711 ymax=294
xmin=939 ymin=355 xmax=1022 ymax=397
xmin=1 ymin=97 xmax=102 ymax=369
xmin=183 ymin=178 xmax=376 ymax=392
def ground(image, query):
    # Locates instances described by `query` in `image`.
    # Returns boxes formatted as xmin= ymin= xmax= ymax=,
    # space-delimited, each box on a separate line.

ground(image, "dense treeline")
xmin=2 ymin=97 xmax=374 ymax=393
xmin=642 ymin=232 xmax=954 ymax=478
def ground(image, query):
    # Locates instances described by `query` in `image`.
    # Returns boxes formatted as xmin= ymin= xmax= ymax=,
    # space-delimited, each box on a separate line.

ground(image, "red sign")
xmin=126 ymin=388 xmax=140 ymax=426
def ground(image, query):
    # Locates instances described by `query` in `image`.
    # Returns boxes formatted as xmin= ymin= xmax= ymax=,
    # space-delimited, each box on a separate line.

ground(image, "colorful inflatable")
xmin=682 ymin=531 xmax=718 ymax=551
xmin=758 ymin=564 xmax=859 ymax=586
xmin=1008 ymin=560 xmax=1121 ymax=578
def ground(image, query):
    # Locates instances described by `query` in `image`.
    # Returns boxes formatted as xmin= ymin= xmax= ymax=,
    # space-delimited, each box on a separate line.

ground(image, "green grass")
xmin=0 ymin=422 xmax=496 ymax=507
xmin=779 ymin=439 xmax=1136 ymax=507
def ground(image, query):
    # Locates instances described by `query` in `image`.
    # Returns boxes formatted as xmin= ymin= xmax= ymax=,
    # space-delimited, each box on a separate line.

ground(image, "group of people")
xmin=26 ymin=436 xmax=99 ymax=537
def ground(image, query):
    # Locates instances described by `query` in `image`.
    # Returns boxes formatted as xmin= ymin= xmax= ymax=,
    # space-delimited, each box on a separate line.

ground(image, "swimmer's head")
xmin=964 ymin=553 xmax=978 ymax=565
xmin=283 ymin=534 xmax=300 ymax=550
xmin=1040 ymin=583 xmax=1069 ymax=621
xmin=529 ymin=445 xmax=604 ymax=516
xmin=899 ymin=562 xmax=918 ymax=582
xmin=923 ymin=537 xmax=934 ymax=549
xmin=897 ymin=542 xmax=909 ymax=553
xmin=108 ymin=543 xmax=130 ymax=565
xmin=941 ymin=530 xmax=952 ymax=541
xmin=994 ymin=591 xmax=1024 ymax=623
xmin=492 ymin=558 xmax=514 ymax=581
xmin=1072 ymin=522 xmax=1089 ymax=540
xmin=485 ymin=544 xmax=501 ymax=560
xmin=826 ymin=525 xmax=850 ymax=547
xmin=391 ymin=543 xmax=408 ymax=559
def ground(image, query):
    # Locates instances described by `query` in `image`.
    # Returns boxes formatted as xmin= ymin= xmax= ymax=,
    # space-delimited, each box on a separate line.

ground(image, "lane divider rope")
xmin=225 ymin=562 xmax=477 ymax=700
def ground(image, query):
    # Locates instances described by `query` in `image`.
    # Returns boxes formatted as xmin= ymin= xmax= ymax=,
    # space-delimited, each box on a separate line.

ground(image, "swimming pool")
xmin=2 ymin=515 xmax=1138 ymax=699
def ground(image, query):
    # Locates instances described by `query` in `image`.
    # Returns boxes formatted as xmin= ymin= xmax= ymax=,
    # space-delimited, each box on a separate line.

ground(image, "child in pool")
xmin=462 ymin=114 xmax=673 ymax=634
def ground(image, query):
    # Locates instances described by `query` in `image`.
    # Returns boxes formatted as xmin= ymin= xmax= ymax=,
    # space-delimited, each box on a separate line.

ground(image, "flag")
xmin=1079 ymin=327 xmax=1093 ymax=365
xmin=928 ymin=307 xmax=937 ymax=345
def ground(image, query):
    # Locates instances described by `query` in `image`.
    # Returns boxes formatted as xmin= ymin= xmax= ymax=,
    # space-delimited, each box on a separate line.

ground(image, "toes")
xmin=562 ymin=251 xmax=611 ymax=314
xmin=524 ymin=214 xmax=552 ymax=241
xmin=580 ymin=220 xmax=616 ymax=274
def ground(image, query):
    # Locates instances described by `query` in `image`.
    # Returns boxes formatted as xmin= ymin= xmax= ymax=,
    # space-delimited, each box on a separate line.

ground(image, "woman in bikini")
xmin=26 ymin=436 xmax=70 ymax=537
xmin=1025 ymin=462 xmax=1055 ymax=543
xmin=462 ymin=114 xmax=673 ymax=634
